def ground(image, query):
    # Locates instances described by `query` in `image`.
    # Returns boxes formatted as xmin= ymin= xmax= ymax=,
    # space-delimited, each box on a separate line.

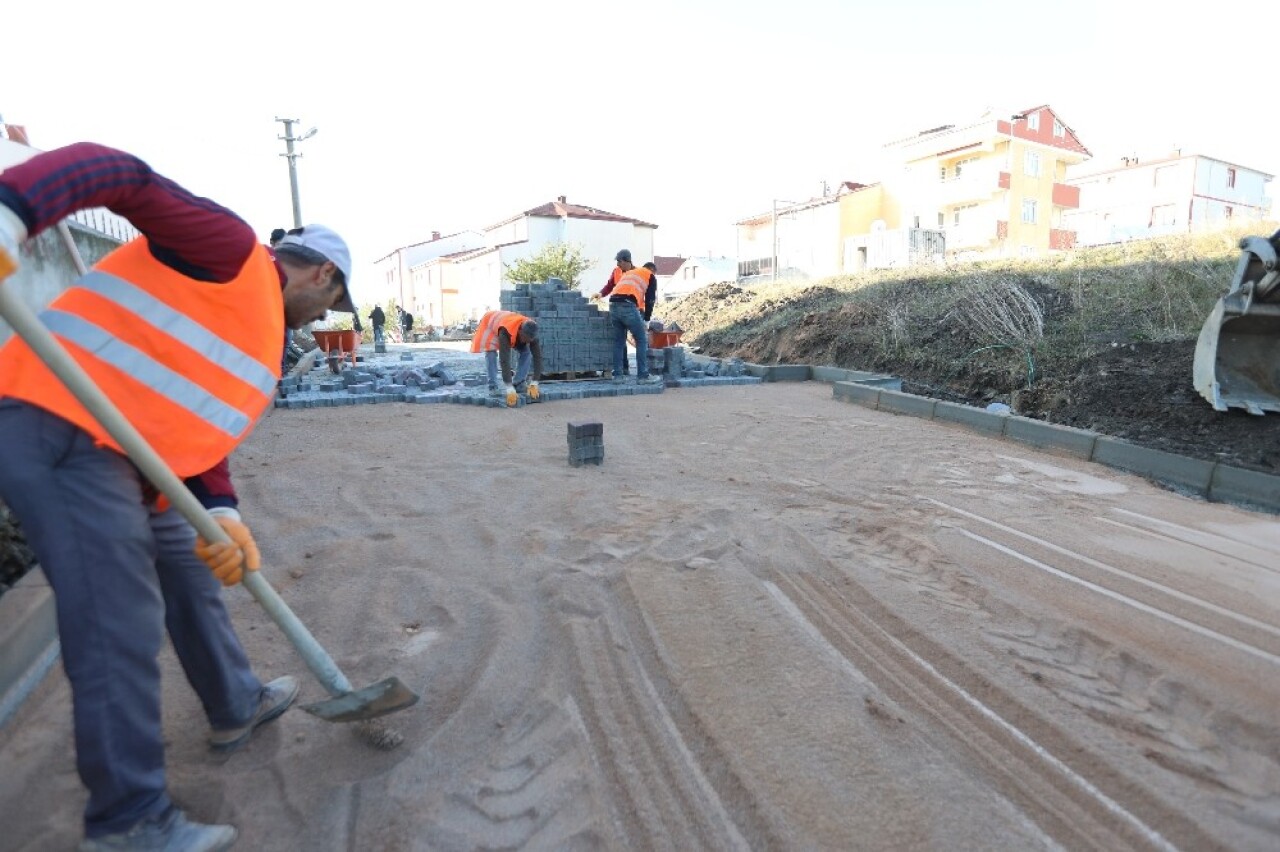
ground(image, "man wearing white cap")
xmin=0 ymin=142 xmax=357 ymax=851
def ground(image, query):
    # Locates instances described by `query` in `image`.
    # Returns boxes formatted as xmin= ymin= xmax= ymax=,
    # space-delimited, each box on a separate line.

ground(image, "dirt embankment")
xmin=662 ymin=227 xmax=1280 ymax=475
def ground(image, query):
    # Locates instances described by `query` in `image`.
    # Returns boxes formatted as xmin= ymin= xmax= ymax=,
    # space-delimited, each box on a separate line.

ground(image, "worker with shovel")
xmin=0 ymin=142 xmax=358 ymax=851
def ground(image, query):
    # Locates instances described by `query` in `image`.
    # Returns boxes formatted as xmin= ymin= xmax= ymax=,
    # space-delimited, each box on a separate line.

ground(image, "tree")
xmin=504 ymin=242 xmax=593 ymax=288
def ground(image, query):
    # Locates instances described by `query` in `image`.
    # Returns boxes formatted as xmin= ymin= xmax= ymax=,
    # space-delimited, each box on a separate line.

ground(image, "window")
xmin=913 ymin=214 xmax=921 ymax=229
xmin=1021 ymin=199 xmax=1038 ymax=224
xmin=939 ymin=165 xmax=948 ymax=182
xmin=938 ymin=212 xmax=945 ymax=229
xmin=1024 ymin=151 xmax=1041 ymax=177
xmin=1154 ymin=165 xmax=1177 ymax=187
xmin=953 ymin=204 xmax=978 ymax=226
xmin=1026 ymin=112 xmax=1040 ymax=131
xmin=1020 ymin=245 xmax=1037 ymax=257
xmin=1225 ymin=206 xmax=1234 ymax=219
xmin=1053 ymin=119 xmax=1064 ymax=137
xmin=954 ymin=157 xmax=978 ymax=178
xmin=1227 ymin=167 xmax=1237 ymax=188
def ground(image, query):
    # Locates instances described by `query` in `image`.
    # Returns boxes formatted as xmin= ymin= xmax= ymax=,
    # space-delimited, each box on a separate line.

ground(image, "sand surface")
xmin=3 ymin=379 xmax=1279 ymax=850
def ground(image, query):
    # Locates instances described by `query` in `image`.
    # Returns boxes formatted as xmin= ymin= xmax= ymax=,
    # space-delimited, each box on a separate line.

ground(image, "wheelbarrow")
xmin=648 ymin=329 xmax=684 ymax=349
xmin=312 ymin=329 xmax=362 ymax=373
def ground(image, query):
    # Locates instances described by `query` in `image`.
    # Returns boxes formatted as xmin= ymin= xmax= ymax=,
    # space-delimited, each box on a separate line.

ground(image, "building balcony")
xmin=1049 ymin=229 xmax=1077 ymax=250
xmin=1052 ymin=183 xmax=1080 ymax=209
xmin=929 ymin=170 xmax=1007 ymax=206
xmin=945 ymin=222 xmax=999 ymax=249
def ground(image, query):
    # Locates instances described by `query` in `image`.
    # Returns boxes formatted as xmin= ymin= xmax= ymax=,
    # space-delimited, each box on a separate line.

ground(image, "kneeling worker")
xmin=470 ymin=310 xmax=544 ymax=406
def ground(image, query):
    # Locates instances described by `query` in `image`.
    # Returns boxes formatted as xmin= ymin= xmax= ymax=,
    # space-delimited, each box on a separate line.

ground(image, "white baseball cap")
xmin=277 ymin=224 xmax=356 ymax=313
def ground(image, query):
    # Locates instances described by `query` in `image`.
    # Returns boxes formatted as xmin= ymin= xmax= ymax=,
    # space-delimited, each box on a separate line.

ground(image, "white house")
xmin=1064 ymin=153 xmax=1273 ymax=246
xmin=734 ymin=187 xmax=855 ymax=281
xmin=447 ymin=197 xmax=657 ymax=317
xmin=370 ymin=230 xmax=486 ymax=311
xmin=663 ymin=256 xmax=738 ymax=301
xmin=652 ymin=255 xmax=685 ymax=296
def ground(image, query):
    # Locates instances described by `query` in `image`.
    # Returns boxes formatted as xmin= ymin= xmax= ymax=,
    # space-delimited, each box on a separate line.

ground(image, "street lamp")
xmin=276 ymin=118 xmax=318 ymax=228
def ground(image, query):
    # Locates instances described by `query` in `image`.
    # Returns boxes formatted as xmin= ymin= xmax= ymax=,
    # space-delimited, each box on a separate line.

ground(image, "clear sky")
xmin=4 ymin=0 xmax=1274 ymax=292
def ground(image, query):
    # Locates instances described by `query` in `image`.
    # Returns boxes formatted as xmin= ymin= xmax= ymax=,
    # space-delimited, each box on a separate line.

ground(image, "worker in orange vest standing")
xmin=470 ymin=309 xmax=544 ymax=406
xmin=594 ymin=249 xmax=661 ymax=383
xmin=0 ymin=142 xmax=358 ymax=851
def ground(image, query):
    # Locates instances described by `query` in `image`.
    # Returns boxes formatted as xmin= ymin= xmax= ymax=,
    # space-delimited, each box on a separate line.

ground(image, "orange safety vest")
xmin=0 ymin=238 xmax=284 ymax=477
xmin=611 ymin=267 xmax=651 ymax=313
xmin=470 ymin=310 xmax=530 ymax=353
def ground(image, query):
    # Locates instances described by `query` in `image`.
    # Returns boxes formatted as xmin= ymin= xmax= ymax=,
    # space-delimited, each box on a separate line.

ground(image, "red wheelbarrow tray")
xmin=311 ymin=329 xmax=361 ymax=367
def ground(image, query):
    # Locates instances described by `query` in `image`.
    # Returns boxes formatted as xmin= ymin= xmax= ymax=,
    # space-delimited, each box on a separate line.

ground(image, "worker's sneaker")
xmin=209 ymin=676 xmax=299 ymax=752
xmin=79 ymin=806 xmax=236 ymax=851
xmin=638 ymin=374 xmax=663 ymax=385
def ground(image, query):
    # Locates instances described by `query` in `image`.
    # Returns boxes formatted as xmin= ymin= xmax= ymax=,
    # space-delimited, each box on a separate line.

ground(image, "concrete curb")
xmin=832 ymin=380 xmax=1280 ymax=514
xmin=0 ymin=568 xmax=59 ymax=729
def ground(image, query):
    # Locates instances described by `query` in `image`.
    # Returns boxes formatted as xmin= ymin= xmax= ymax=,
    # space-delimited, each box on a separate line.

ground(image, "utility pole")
xmin=772 ymin=199 xmax=778 ymax=283
xmin=275 ymin=117 xmax=317 ymax=229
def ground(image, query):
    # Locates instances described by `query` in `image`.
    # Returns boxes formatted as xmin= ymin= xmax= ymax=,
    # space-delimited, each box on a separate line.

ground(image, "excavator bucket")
xmin=1193 ymin=233 xmax=1280 ymax=415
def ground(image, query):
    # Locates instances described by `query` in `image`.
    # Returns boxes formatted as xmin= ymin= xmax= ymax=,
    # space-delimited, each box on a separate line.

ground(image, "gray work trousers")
xmin=0 ymin=400 xmax=264 ymax=838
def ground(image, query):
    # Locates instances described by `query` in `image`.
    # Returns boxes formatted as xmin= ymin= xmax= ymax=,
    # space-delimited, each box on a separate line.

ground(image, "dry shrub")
xmin=946 ymin=277 xmax=1044 ymax=348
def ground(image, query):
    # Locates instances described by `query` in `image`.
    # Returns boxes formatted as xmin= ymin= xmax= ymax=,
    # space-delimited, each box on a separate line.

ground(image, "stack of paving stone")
xmin=501 ymin=279 xmax=613 ymax=375
xmin=274 ymin=354 xmax=481 ymax=408
xmin=567 ymin=421 xmax=604 ymax=467
xmin=658 ymin=351 xmax=760 ymax=388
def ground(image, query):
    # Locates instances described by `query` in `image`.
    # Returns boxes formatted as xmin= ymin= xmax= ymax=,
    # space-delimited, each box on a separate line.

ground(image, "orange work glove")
xmin=194 ymin=509 xmax=261 ymax=587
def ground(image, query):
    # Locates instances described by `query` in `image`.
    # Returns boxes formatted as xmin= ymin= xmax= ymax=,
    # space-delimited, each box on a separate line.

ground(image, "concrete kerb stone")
xmin=0 ymin=568 xmax=59 ymax=730
xmin=832 ymin=381 xmax=881 ymax=408
xmin=1091 ymin=437 xmax=1217 ymax=495
xmin=1003 ymin=416 xmax=1098 ymax=460
xmin=828 ymin=382 xmax=1279 ymax=513
xmin=876 ymin=389 xmax=938 ymax=419
xmin=933 ymin=400 xmax=1007 ymax=437
xmin=1209 ymin=464 xmax=1280 ymax=510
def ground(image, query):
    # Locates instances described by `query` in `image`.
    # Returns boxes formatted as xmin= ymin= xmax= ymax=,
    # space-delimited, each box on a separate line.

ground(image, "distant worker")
xmin=369 ymin=303 xmax=386 ymax=346
xmin=470 ymin=309 xmax=544 ymax=406
xmin=594 ymin=249 xmax=660 ymax=382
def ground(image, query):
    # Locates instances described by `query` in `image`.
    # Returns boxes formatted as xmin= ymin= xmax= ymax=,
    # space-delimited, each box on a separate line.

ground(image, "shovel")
xmin=0 ymin=225 xmax=418 ymax=723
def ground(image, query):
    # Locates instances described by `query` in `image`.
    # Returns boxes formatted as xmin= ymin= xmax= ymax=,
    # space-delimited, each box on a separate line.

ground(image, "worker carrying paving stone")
xmin=470 ymin=309 xmax=544 ymax=406
xmin=0 ymin=142 xmax=358 ymax=851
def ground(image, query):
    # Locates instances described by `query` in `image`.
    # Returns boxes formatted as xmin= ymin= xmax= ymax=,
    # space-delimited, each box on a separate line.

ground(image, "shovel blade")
xmin=301 ymin=677 xmax=419 ymax=723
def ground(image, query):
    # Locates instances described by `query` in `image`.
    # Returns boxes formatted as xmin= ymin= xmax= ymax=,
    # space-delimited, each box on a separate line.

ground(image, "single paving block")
xmin=568 ymin=421 xmax=604 ymax=438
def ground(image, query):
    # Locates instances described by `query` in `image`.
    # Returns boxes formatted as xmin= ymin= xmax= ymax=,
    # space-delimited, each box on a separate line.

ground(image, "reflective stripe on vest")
xmin=78 ymin=271 xmax=278 ymax=401
xmin=613 ymin=268 xmax=651 ymax=312
xmin=41 ymin=309 xmax=253 ymax=438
